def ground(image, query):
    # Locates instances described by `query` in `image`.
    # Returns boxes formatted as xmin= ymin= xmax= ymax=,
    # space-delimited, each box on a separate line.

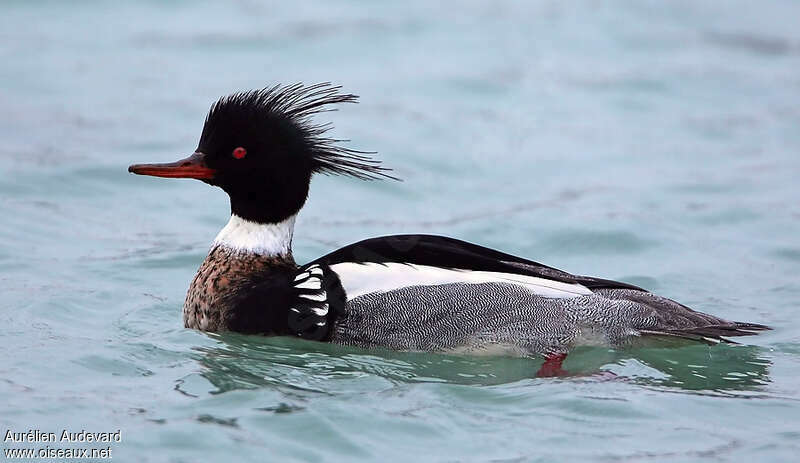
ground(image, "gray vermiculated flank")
xmin=330 ymin=282 xmax=738 ymax=355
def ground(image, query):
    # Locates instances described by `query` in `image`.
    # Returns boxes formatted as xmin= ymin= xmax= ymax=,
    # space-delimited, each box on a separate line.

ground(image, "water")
xmin=1 ymin=1 xmax=799 ymax=461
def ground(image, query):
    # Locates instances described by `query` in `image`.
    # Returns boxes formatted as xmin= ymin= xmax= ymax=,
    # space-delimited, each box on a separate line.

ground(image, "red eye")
xmin=232 ymin=147 xmax=247 ymax=159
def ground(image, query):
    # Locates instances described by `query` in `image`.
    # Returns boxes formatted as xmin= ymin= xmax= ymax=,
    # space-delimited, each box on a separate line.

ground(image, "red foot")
xmin=536 ymin=353 xmax=568 ymax=377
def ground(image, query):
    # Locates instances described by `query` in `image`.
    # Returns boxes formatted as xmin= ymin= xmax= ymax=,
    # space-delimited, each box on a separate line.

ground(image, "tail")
xmin=640 ymin=321 xmax=771 ymax=345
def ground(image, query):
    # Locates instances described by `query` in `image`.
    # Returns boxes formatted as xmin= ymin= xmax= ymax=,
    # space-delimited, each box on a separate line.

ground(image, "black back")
xmin=312 ymin=234 xmax=646 ymax=292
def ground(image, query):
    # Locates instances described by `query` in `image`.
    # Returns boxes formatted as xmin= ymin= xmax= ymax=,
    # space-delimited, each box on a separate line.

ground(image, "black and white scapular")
xmin=129 ymin=83 xmax=769 ymax=374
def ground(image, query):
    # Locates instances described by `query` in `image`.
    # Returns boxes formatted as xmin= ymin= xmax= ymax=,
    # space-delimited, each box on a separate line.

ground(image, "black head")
xmin=129 ymin=83 xmax=395 ymax=223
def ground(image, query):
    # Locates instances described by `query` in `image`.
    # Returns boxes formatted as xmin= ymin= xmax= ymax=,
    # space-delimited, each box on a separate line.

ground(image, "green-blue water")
xmin=2 ymin=1 xmax=799 ymax=461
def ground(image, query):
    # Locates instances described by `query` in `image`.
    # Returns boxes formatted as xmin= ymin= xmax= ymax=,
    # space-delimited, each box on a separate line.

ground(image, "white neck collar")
xmin=213 ymin=214 xmax=296 ymax=257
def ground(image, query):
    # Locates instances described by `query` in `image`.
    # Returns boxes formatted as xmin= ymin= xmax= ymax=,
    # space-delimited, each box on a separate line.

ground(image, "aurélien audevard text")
xmin=5 ymin=429 xmax=122 ymax=443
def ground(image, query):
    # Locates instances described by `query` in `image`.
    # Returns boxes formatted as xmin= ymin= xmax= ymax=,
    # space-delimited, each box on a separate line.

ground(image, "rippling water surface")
xmin=2 ymin=1 xmax=799 ymax=461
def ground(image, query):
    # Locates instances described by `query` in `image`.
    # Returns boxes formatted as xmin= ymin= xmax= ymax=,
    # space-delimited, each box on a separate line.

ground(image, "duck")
xmin=128 ymin=83 xmax=769 ymax=376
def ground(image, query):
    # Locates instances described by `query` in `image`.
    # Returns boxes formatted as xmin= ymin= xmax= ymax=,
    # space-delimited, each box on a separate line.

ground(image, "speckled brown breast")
xmin=183 ymin=245 xmax=295 ymax=331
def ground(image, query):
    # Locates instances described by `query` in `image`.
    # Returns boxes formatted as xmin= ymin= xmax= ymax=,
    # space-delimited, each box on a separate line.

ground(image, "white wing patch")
xmin=302 ymin=292 xmax=327 ymax=302
xmin=311 ymin=304 xmax=329 ymax=316
xmin=294 ymin=264 xmax=328 ymax=309
xmin=329 ymin=262 xmax=593 ymax=300
xmin=295 ymin=278 xmax=321 ymax=290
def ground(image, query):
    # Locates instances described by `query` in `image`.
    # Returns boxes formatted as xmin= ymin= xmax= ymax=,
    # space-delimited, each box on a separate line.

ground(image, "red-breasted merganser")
xmin=128 ymin=83 xmax=769 ymax=375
